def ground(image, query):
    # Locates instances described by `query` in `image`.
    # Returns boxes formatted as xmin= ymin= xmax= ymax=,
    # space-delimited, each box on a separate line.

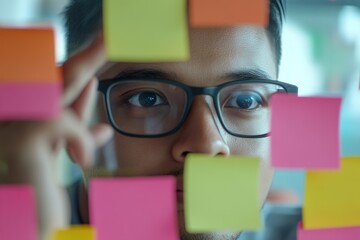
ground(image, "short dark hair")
xmin=64 ymin=0 xmax=285 ymax=66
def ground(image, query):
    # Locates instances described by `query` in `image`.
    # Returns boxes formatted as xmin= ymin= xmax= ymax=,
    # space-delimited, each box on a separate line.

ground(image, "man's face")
xmin=97 ymin=26 xmax=276 ymax=240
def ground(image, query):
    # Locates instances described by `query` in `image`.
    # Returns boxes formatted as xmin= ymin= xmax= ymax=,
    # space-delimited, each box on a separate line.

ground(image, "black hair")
xmin=64 ymin=0 xmax=285 ymax=66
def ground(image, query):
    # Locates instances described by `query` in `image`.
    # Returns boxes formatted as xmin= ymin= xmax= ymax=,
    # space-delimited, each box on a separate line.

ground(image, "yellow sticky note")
xmin=103 ymin=0 xmax=189 ymax=61
xmin=184 ymin=154 xmax=261 ymax=232
xmin=304 ymin=156 xmax=360 ymax=229
xmin=51 ymin=226 xmax=96 ymax=240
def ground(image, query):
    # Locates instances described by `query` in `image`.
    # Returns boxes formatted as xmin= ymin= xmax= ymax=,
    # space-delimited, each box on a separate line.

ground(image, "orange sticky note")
xmin=190 ymin=0 xmax=268 ymax=27
xmin=0 ymin=26 xmax=59 ymax=83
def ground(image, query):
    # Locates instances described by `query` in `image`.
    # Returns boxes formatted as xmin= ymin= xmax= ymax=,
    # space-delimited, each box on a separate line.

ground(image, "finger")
xmin=70 ymin=77 xmax=98 ymax=123
xmin=90 ymin=123 xmax=114 ymax=147
xmin=62 ymin=35 xmax=106 ymax=107
xmin=266 ymin=190 xmax=299 ymax=204
xmin=59 ymin=109 xmax=96 ymax=168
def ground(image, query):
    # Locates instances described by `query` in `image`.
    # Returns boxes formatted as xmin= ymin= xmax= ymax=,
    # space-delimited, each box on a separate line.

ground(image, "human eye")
xmin=224 ymin=91 xmax=264 ymax=110
xmin=127 ymin=90 xmax=167 ymax=107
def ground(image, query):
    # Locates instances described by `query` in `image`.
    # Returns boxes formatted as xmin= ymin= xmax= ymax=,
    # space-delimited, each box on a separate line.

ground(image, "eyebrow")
xmin=224 ymin=68 xmax=273 ymax=81
xmin=113 ymin=67 xmax=273 ymax=82
xmin=114 ymin=68 xmax=175 ymax=80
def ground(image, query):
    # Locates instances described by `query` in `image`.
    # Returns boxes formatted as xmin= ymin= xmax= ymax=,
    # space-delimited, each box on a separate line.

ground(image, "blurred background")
xmin=0 ymin=0 xmax=359 ymax=239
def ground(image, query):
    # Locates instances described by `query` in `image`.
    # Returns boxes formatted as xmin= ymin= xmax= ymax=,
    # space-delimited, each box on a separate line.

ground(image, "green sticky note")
xmin=103 ymin=0 xmax=189 ymax=61
xmin=184 ymin=154 xmax=261 ymax=232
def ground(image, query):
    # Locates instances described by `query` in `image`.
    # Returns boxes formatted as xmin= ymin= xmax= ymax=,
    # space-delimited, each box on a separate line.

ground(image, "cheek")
xmin=259 ymin=157 xmax=274 ymax=205
xmin=229 ymin=137 xmax=273 ymax=204
xmin=229 ymin=137 xmax=269 ymax=160
xmin=114 ymin=135 xmax=155 ymax=170
xmin=112 ymin=134 xmax=174 ymax=176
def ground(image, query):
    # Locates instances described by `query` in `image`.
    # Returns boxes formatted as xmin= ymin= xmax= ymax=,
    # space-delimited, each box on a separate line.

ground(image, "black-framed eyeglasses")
xmin=98 ymin=78 xmax=298 ymax=138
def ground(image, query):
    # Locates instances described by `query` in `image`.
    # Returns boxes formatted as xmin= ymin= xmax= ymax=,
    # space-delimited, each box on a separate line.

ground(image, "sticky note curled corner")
xmin=103 ymin=0 xmax=189 ymax=61
xmin=51 ymin=226 xmax=96 ymax=240
xmin=297 ymin=221 xmax=360 ymax=240
xmin=0 ymin=185 xmax=38 ymax=240
xmin=190 ymin=0 xmax=269 ymax=27
xmin=184 ymin=154 xmax=261 ymax=232
xmin=270 ymin=94 xmax=341 ymax=170
xmin=304 ymin=157 xmax=360 ymax=229
xmin=89 ymin=176 xmax=179 ymax=240
xmin=0 ymin=26 xmax=59 ymax=83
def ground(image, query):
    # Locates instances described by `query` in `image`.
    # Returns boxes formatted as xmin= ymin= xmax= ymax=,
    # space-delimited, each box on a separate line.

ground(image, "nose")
xmin=171 ymin=96 xmax=230 ymax=163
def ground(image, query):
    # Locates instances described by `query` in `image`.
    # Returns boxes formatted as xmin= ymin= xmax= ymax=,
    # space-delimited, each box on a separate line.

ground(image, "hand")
xmin=0 ymin=36 xmax=113 ymax=240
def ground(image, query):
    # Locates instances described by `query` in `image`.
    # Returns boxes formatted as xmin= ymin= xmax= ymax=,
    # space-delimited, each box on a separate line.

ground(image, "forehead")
xmin=99 ymin=26 xmax=277 ymax=85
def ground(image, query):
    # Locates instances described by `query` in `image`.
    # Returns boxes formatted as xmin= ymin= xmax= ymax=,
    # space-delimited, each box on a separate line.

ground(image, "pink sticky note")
xmin=297 ymin=222 xmax=360 ymax=240
xmin=0 ymin=83 xmax=61 ymax=120
xmin=270 ymin=94 xmax=341 ymax=170
xmin=0 ymin=185 xmax=38 ymax=240
xmin=89 ymin=177 xmax=179 ymax=240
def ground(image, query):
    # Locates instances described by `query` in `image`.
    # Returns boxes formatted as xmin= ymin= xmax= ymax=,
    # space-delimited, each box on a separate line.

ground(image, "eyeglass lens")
xmin=108 ymin=80 xmax=286 ymax=136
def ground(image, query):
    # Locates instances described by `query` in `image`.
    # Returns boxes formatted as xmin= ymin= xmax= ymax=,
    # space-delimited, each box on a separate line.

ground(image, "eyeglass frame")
xmin=98 ymin=78 xmax=298 ymax=138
